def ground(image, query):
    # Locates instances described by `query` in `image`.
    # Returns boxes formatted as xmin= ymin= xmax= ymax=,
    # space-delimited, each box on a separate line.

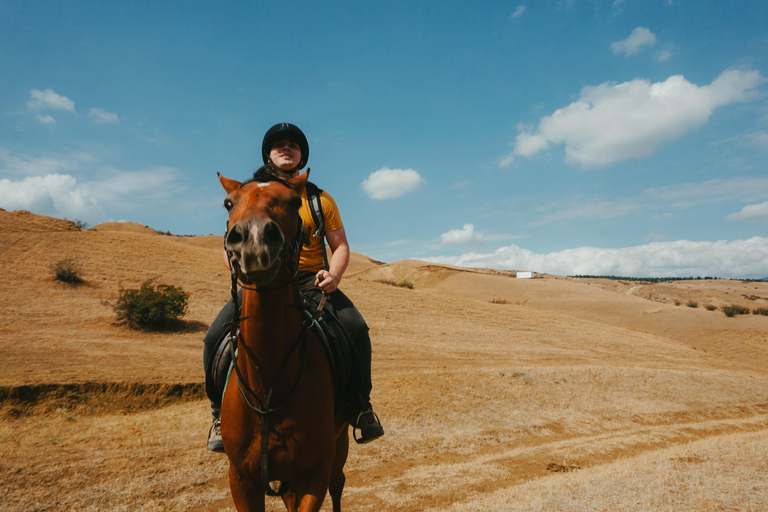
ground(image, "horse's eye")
xmin=224 ymin=199 xmax=234 ymax=211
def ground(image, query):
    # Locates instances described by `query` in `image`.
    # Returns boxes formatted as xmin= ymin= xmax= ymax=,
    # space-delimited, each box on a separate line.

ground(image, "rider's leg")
xmin=202 ymin=292 xmax=240 ymax=452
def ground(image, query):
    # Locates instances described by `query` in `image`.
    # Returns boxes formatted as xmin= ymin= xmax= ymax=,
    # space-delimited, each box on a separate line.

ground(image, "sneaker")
xmin=207 ymin=417 xmax=225 ymax=453
xmin=352 ymin=409 xmax=384 ymax=444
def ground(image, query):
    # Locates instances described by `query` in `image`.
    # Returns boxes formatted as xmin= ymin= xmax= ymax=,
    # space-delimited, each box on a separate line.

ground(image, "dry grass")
xmin=2 ymin=209 xmax=768 ymax=511
xmin=427 ymin=429 xmax=768 ymax=512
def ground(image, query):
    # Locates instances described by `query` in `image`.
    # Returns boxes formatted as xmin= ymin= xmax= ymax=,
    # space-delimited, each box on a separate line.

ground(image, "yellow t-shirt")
xmin=298 ymin=187 xmax=343 ymax=272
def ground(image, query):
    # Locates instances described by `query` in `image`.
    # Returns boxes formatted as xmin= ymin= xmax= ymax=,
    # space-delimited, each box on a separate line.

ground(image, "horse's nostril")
xmin=263 ymin=221 xmax=284 ymax=245
xmin=226 ymin=227 xmax=243 ymax=246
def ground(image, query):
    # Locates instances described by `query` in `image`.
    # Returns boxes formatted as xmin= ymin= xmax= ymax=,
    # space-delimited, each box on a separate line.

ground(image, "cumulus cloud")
xmin=440 ymin=224 xmax=483 ymax=246
xmin=37 ymin=115 xmax=56 ymax=125
xmin=27 ymin=89 xmax=75 ymax=111
xmin=510 ymin=69 xmax=766 ymax=167
xmin=0 ymin=174 xmax=107 ymax=223
xmin=89 ymin=108 xmax=119 ymax=123
xmin=611 ymin=27 xmax=656 ymax=57
xmin=361 ymin=167 xmax=425 ymax=200
xmin=0 ymin=148 xmax=182 ymax=226
xmin=727 ymin=202 xmax=768 ymax=223
xmin=423 ymin=237 xmax=768 ymax=279
xmin=510 ymin=5 xmax=526 ymax=19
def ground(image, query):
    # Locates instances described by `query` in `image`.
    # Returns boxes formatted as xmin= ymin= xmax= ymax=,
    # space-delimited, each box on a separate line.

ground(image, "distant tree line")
xmin=567 ymin=275 xmax=765 ymax=283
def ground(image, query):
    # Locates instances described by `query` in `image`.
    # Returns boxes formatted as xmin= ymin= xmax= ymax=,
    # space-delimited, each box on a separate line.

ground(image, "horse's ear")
xmin=218 ymin=173 xmax=241 ymax=194
xmin=287 ymin=169 xmax=309 ymax=194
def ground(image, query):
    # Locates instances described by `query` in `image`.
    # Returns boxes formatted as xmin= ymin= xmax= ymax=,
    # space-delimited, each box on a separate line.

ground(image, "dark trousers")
xmin=202 ymin=271 xmax=373 ymax=418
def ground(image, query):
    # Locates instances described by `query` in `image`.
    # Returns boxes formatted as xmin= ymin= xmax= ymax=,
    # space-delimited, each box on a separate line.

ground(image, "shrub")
xmin=490 ymin=298 xmax=510 ymax=304
xmin=722 ymin=304 xmax=750 ymax=317
xmin=374 ymin=279 xmax=414 ymax=289
xmin=753 ymin=307 xmax=768 ymax=316
xmin=687 ymin=301 xmax=698 ymax=308
xmin=112 ymin=280 xmax=189 ymax=330
xmin=50 ymin=257 xmax=85 ymax=285
xmin=705 ymin=304 xmax=717 ymax=311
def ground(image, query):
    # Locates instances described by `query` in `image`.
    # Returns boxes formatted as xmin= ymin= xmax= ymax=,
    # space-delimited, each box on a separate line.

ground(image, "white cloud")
xmin=512 ymin=69 xmax=766 ymax=167
xmin=361 ymin=167 xmax=425 ymax=200
xmin=423 ymin=237 xmax=768 ymax=278
xmin=0 ymin=174 xmax=106 ymax=223
xmin=89 ymin=108 xmax=119 ymax=124
xmin=0 ymin=147 xmax=183 ymax=226
xmin=611 ymin=27 xmax=656 ymax=57
xmin=655 ymin=50 xmax=673 ymax=62
xmin=510 ymin=5 xmax=526 ymax=19
xmin=27 ymin=89 xmax=75 ymax=111
xmin=726 ymin=202 xmax=768 ymax=223
xmin=37 ymin=115 xmax=56 ymax=125
xmin=440 ymin=224 xmax=483 ymax=246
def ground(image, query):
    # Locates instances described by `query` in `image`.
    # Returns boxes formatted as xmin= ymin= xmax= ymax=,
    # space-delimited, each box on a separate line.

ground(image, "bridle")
xmin=224 ymin=209 xmax=313 ymax=497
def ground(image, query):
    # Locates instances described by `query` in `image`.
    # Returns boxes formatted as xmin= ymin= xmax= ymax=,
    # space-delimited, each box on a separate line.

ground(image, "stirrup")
xmin=352 ymin=409 xmax=384 ymax=444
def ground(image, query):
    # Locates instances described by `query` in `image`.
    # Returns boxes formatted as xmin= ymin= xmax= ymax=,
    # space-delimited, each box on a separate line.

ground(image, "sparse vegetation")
xmin=705 ymin=304 xmax=717 ymax=311
xmin=490 ymin=298 xmax=510 ymax=304
xmin=50 ymin=257 xmax=85 ymax=285
xmin=71 ymin=219 xmax=89 ymax=230
xmin=687 ymin=301 xmax=698 ymax=308
xmin=753 ymin=307 xmax=768 ymax=316
xmin=722 ymin=304 xmax=751 ymax=317
xmin=375 ymin=278 xmax=414 ymax=289
xmin=111 ymin=280 xmax=189 ymax=330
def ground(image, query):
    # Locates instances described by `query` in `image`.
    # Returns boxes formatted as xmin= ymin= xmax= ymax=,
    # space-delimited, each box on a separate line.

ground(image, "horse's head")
xmin=219 ymin=171 xmax=308 ymax=286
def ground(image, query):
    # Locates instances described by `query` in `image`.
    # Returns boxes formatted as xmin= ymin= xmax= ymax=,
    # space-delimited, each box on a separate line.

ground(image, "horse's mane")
xmin=243 ymin=165 xmax=289 ymax=188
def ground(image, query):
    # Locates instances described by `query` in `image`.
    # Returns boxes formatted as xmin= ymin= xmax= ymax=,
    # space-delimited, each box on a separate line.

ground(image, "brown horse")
xmin=218 ymin=170 xmax=349 ymax=512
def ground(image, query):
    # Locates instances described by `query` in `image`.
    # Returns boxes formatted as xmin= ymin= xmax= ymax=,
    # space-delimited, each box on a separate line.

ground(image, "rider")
xmin=203 ymin=123 xmax=384 ymax=452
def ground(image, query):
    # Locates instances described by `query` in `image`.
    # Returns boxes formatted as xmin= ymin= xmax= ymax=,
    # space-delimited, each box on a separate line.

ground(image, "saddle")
xmin=209 ymin=294 xmax=358 ymax=408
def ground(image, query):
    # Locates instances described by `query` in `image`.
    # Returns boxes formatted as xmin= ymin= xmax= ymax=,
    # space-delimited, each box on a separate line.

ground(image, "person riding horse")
xmin=203 ymin=123 xmax=384 ymax=452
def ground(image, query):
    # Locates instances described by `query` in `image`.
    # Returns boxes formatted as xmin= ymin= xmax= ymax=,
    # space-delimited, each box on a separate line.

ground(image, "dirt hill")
xmin=1 ymin=210 xmax=767 ymax=511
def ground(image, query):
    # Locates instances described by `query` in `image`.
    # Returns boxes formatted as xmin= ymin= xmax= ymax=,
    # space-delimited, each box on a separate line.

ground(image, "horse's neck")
xmin=239 ymin=285 xmax=303 ymax=386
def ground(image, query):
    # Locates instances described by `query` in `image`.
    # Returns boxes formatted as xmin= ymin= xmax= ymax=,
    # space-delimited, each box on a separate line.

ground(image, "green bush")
xmin=112 ymin=280 xmax=189 ymax=330
xmin=753 ymin=307 xmax=768 ymax=316
xmin=705 ymin=304 xmax=717 ymax=311
xmin=686 ymin=301 xmax=698 ymax=308
xmin=50 ymin=257 xmax=85 ymax=285
xmin=722 ymin=304 xmax=750 ymax=317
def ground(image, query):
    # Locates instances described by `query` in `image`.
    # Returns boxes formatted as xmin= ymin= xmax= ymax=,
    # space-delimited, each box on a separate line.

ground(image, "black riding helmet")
xmin=261 ymin=123 xmax=309 ymax=170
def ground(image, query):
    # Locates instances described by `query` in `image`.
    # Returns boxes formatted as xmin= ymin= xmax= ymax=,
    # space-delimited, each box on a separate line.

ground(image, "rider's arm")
xmin=314 ymin=226 xmax=349 ymax=293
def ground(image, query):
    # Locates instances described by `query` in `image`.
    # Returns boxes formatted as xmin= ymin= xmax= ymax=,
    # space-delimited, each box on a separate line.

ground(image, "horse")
xmin=218 ymin=170 xmax=349 ymax=512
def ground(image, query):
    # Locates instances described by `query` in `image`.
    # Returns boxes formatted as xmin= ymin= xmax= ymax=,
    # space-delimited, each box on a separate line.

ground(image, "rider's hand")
xmin=314 ymin=270 xmax=338 ymax=293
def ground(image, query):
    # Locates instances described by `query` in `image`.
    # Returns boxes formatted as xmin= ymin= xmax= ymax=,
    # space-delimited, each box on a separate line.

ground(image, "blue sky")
xmin=2 ymin=0 xmax=767 ymax=278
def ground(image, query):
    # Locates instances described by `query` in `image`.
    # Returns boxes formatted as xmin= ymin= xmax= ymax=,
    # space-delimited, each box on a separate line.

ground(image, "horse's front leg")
xmin=229 ymin=463 xmax=266 ymax=512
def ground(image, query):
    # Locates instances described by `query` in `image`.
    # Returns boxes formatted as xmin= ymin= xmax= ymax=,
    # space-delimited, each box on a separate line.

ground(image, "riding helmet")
xmin=261 ymin=123 xmax=309 ymax=170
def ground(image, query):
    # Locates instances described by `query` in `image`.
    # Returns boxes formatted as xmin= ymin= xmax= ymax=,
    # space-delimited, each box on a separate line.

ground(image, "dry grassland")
xmin=1 ymin=209 xmax=767 ymax=511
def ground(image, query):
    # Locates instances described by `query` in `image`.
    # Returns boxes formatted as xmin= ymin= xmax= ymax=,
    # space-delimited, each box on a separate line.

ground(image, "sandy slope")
xmin=1 ymin=210 xmax=767 ymax=511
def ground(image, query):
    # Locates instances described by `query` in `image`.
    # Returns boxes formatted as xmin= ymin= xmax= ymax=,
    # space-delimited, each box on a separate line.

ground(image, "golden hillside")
xmin=1 ymin=209 xmax=767 ymax=511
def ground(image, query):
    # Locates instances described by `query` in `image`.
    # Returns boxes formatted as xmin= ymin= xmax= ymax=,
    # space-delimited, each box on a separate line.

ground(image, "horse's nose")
xmin=227 ymin=219 xmax=284 ymax=248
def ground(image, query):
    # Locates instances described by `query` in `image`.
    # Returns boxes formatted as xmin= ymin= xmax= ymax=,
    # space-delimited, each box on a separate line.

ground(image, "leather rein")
xmin=224 ymin=215 xmax=313 ymax=497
